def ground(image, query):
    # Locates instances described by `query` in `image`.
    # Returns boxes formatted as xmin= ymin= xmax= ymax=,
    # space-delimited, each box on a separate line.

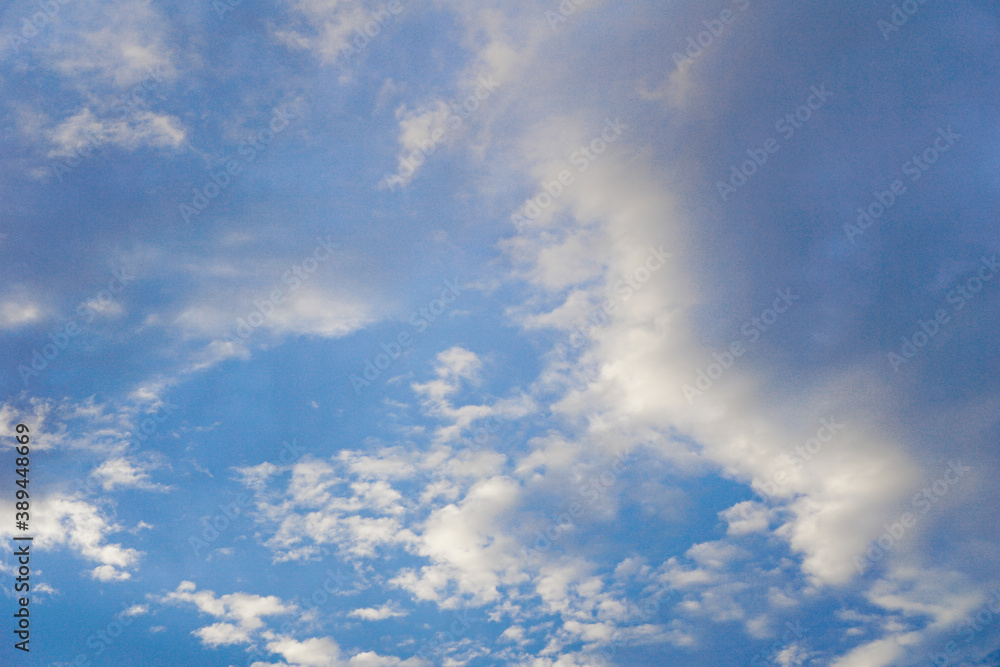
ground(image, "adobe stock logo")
xmin=683 ymin=287 xmax=799 ymax=403
xmin=730 ymin=417 xmax=846 ymax=527
xmin=846 ymin=127 xmax=960 ymax=243
xmin=510 ymin=118 xmax=626 ymax=232
xmin=888 ymin=253 xmax=997 ymax=372
xmin=6 ymin=0 xmax=77 ymax=55
xmin=926 ymin=590 xmax=1000 ymax=667
xmin=179 ymin=103 xmax=301 ymax=225
xmin=716 ymin=84 xmax=833 ymax=201
xmin=228 ymin=236 xmax=339 ymax=343
xmin=671 ymin=0 xmax=751 ymax=69
xmin=338 ymin=1 xmax=406 ymax=58
xmin=877 ymin=0 xmax=932 ymax=39
xmin=349 ymin=278 xmax=463 ymax=394
xmin=854 ymin=460 xmax=971 ymax=575
xmin=545 ymin=0 xmax=586 ymax=31
xmin=519 ymin=450 xmax=631 ymax=564
xmin=754 ymin=417 xmax=844 ymax=501
xmin=553 ymin=245 xmax=671 ymax=360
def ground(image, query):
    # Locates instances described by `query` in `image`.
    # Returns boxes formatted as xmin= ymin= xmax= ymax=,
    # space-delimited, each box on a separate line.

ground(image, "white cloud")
xmin=411 ymin=346 xmax=482 ymax=404
xmin=274 ymin=0 xmax=373 ymax=65
xmin=242 ymin=455 xmax=417 ymax=562
xmin=160 ymin=583 xmax=415 ymax=663
xmin=90 ymin=457 xmax=171 ymax=491
xmin=830 ymin=633 xmax=917 ymax=667
xmin=0 ymin=399 xmax=58 ymax=450
xmin=409 ymin=347 xmax=532 ymax=445
xmin=43 ymin=0 xmax=178 ymax=88
xmin=393 ymin=475 xmax=523 ymax=606
xmin=173 ymin=286 xmax=374 ymax=341
xmin=348 ymin=603 xmax=407 ymax=621
xmin=379 ymin=102 xmax=452 ymax=188
xmin=93 ymin=564 xmax=132 ymax=582
xmin=496 ymin=111 xmax=928 ymax=590
xmin=685 ymin=541 xmax=743 ymax=570
xmin=266 ymin=289 xmax=374 ymax=338
xmin=196 ymin=622 xmax=253 ymax=647
xmin=0 ymin=494 xmax=141 ymax=581
xmin=262 ymin=635 xmax=426 ymax=667
xmin=267 ymin=636 xmax=344 ymax=666
xmin=721 ymin=501 xmax=774 ymax=536
xmin=46 ymin=107 xmax=185 ymax=157
xmin=0 ymin=300 xmax=44 ymax=329
xmin=10 ymin=0 xmax=185 ymax=164
xmin=0 ymin=393 xmax=178 ymax=458
xmin=374 ymin=1 xmax=561 ymax=189
xmin=160 ymin=581 xmax=295 ymax=647
xmin=825 ymin=565 xmax=987 ymax=665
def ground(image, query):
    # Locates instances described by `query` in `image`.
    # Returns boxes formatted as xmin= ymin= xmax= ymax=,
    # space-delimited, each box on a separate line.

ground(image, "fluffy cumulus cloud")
xmin=160 ymin=581 xmax=294 ymax=645
xmin=159 ymin=581 xmax=424 ymax=666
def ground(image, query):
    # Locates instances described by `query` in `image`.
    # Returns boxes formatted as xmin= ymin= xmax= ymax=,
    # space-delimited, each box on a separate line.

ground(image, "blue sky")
xmin=1 ymin=0 xmax=999 ymax=665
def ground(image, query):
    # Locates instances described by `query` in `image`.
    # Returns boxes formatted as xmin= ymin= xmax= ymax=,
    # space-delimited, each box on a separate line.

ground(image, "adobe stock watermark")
xmin=926 ymin=589 xmax=1000 ymax=667
xmin=510 ymin=117 xmax=627 ymax=232
xmin=854 ymin=459 xmax=971 ymax=575
xmin=17 ymin=266 xmax=136 ymax=384
xmin=230 ymin=570 xmax=367 ymax=667
xmin=752 ymin=417 xmax=845 ymax=504
xmin=519 ymin=449 xmax=631 ymax=563
xmin=683 ymin=288 xmax=800 ymax=403
xmin=716 ymin=84 xmax=833 ymax=201
xmin=381 ymin=75 xmax=500 ymax=189
xmin=671 ymin=0 xmax=751 ymax=69
xmin=179 ymin=101 xmax=301 ymax=225
xmin=68 ymin=601 xmax=146 ymax=667
xmin=415 ymin=609 xmax=477 ymax=664
xmin=846 ymin=126 xmax=960 ymax=243
xmin=877 ymin=0 xmax=933 ymax=40
xmin=747 ymin=620 xmax=808 ymax=666
xmin=729 ymin=418 xmax=845 ymax=526
xmin=189 ymin=439 xmax=305 ymax=558
xmin=338 ymin=1 xmax=406 ymax=59
xmin=47 ymin=65 xmax=167 ymax=183
xmin=348 ymin=278 xmax=463 ymax=395
xmin=227 ymin=235 xmax=339 ymax=343
xmin=130 ymin=401 xmax=179 ymax=447
xmin=212 ymin=0 xmax=245 ymax=19
xmin=553 ymin=245 xmax=671 ymax=359
xmin=544 ymin=0 xmax=586 ymax=31
xmin=409 ymin=411 xmax=513 ymax=499
xmin=6 ymin=0 xmax=76 ymax=56
xmin=888 ymin=253 xmax=997 ymax=372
